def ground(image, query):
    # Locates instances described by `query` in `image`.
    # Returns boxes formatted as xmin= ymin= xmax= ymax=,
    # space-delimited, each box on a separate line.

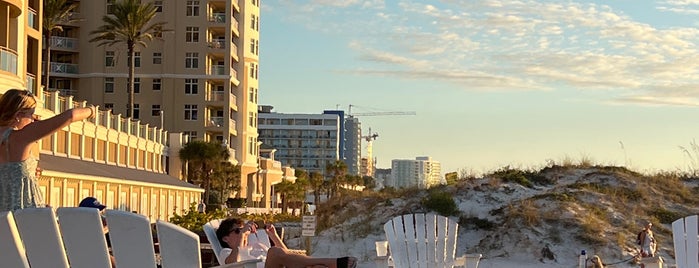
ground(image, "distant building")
xmin=344 ymin=116 xmax=361 ymax=176
xmin=257 ymin=106 xmax=342 ymax=175
xmin=374 ymin=168 xmax=392 ymax=189
xmin=390 ymin=157 xmax=442 ymax=189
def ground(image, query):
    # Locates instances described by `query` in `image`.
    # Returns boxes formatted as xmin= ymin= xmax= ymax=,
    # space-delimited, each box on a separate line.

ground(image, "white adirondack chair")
xmin=672 ymin=215 xmax=699 ymax=268
xmin=0 ymin=211 xmax=30 ymax=268
xmin=377 ymin=213 xmax=482 ymax=268
xmin=203 ymin=219 xmax=264 ymax=268
xmin=2 ymin=208 xmax=259 ymax=268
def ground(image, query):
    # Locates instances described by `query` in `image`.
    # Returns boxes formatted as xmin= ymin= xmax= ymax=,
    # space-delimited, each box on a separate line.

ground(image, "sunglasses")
xmin=229 ymin=227 xmax=242 ymax=235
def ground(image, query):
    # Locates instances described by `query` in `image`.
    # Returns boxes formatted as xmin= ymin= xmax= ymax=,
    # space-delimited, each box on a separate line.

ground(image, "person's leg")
xmin=263 ymin=247 xmax=356 ymax=268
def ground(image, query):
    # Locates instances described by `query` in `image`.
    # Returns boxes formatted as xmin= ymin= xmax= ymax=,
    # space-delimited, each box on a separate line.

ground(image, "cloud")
xmin=269 ymin=0 xmax=699 ymax=106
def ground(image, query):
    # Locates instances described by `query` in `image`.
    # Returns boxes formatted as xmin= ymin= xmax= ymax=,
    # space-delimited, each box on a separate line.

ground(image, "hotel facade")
xmin=39 ymin=0 xmax=286 ymax=208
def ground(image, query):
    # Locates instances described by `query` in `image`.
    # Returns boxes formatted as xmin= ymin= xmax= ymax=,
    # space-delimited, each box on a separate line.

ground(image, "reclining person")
xmin=216 ymin=217 xmax=356 ymax=268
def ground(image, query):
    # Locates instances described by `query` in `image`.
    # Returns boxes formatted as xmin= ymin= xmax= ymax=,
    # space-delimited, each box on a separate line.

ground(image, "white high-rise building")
xmin=390 ymin=157 xmax=442 ymax=189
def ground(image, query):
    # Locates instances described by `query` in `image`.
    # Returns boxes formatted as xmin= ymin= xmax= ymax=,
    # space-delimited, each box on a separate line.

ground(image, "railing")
xmin=208 ymin=40 xmax=225 ymax=49
xmin=229 ymin=118 xmax=236 ymax=130
xmin=26 ymin=74 xmax=37 ymax=94
xmin=208 ymin=12 xmax=226 ymax=23
xmin=206 ymin=90 xmax=224 ymax=101
xmin=209 ymin=65 xmax=225 ymax=75
xmin=231 ymin=42 xmax=238 ymax=55
xmin=0 ymin=46 xmax=18 ymax=74
xmin=28 ymin=7 xmax=39 ymax=30
xmin=49 ymin=62 xmax=79 ymax=74
xmin=50 ymin=36 xmax=79 ymax=50
xmin=206 ymin=117 xmax=224 ymax=127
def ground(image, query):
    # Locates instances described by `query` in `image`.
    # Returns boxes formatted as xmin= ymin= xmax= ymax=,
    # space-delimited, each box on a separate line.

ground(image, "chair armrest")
xmin=211 ymin=259 xmax=262 ymax=268
xmin=457 ymin=253 xmax=483 ymax=268
xmin=287 ymin=249 xmax=307 ymax=255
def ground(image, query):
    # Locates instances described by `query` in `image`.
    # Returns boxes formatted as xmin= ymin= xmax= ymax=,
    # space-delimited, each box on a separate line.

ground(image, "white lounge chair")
xmin=673 ymin=215 xmax=699 ymax=268
xmin=203 ymin=219 xmax=263 ymax=268
xmin=376 ymin=213 xmax=482 ymax=268
xmin=2 ymin=208 xmax=260 ymax=268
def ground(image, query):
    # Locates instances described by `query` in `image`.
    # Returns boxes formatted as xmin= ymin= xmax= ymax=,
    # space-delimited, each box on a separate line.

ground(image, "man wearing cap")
xmin=79 ymin=197 xmax=115 ymax=267
xmin=639 ymin=222 xmax=656 ymax=258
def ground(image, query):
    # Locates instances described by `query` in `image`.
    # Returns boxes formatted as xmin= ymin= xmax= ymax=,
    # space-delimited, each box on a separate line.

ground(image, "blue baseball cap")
xmin=79 ymin=197 xmax=106 ymax=211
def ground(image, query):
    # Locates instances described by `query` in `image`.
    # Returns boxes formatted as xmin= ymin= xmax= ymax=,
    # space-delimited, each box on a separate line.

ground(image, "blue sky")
xmin=259 ymin=0 xmax=699 ymax=175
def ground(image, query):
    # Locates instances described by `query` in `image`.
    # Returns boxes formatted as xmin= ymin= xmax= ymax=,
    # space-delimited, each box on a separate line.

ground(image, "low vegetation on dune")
xmin=309 ymin=161 xmax=699 ymax=266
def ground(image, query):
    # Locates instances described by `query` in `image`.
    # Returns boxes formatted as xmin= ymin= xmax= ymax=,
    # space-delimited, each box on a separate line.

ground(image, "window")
xmin=133 ymin=104 xmax=140 ymax=119
xmin=154 ymin=0 xmax=162 ymax=12
xmin=185 ymin=52 xmax=198 ymax=68
xmin=185 ymin=27 xmax=199 ymax=42
xmin=186 ymin=1 xmax=199 ymax=16
xmin=133 ymin=78 xmax=140 ymax=93
xmin=104 ymin=103 xmax=114 ymax=110
xmin=183 ymin=131 xmax=197 ymax=141
xmin=250 ymin=38 xmax=258 ymax=55
xmin=184 ymin=79 xmax=198 ymax=94
xmin=105 ymin=77 xmax=114 ymax=93
xmin=251 ymin=15 xmax=257 ymax=31
xmin=248 ymin=87 xmax=258 ymax=103
xmin=184 ymin=104 xmax=198 ymax=120
xmin=248 ymin=111 xmax=254 ymax=127
xmin=249 ymin=63 xmax=258 ymax=79
xmin=105 ymin=51 xmax=115 ymax=67
xmin=251 ymin=0 xmax=259 ymax=7
xmin=153 ymin=25 xmax=162 ymax=38
xmin=128 ymin=52 xmax=141 ymax=67
xmin=153 ymin=52 xmax=162 ymax=64
xmin=152 ymin=78 xmax=161 ymax=90
xmin=151 ymin=104 xmax=161 ymax=116
xmin=107 ymin=0 xmax=115 ymax=14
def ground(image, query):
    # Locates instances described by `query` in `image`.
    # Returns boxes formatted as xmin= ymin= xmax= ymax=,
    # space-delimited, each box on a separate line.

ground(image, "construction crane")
xmin=361 ymin=127 xmax=379 ymax=178
xmin=348 ymin=104 xmax=417 ymax=117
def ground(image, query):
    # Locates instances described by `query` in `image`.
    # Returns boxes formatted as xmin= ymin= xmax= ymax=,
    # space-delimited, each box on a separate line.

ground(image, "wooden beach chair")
xmin=3 ymin=207 xmax=259 ymax=268
xmin=376 ymin=213 xmax=482 ymax=268
xmin=672 ymin=215 xmax=699 ymax=268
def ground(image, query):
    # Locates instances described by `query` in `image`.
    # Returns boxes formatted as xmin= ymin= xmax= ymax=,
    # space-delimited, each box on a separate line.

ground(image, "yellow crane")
xmin=348 ymin=105 xmax=416 ymax=177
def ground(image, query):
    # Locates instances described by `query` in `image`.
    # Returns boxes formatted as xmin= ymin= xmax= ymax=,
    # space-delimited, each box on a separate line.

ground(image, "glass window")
xmin=133 ymin=104 xmax=140 ymax=119
xmin=152 ymin=78 xmax=161 ymax=90
xmin=184 ymin=104 xmax=198 ymax=120
xmin=153 ymin=52 xmax=162 ymax=64
xmin=105 ymin=77 xmax=114 ymax=93
xmin=105 ymin=51 xmax=115 ymax=67
xmin=133 ymin=77 xmax=140 ymax=93
xmin=154 ymin=1 xmax=162 ymax=12
xmin=185 ymin=52 xmax=198 ymax=68
xmin=151 ymin=104 xmax=161 ymax=116
xmin=186 ymin=1 xmax=199 ymax=16
xmin=185 ymin=27 xmax=199 ymax=42
xmin=185 ymin=79 xmax=198 ymax=94
xmin=107 ymin=0 xmax=115 ymax=14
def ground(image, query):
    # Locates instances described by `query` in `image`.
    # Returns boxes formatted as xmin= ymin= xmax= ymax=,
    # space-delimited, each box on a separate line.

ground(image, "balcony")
xmin=206 ymin=90 xmax=224 ymax=102
xmin=0 ymin=46 xmax=18 ymax=74
xmin=209 ymin=65 xmax=225 ymax=75
xmin=26 ymin=73 xmax=37 ymax=95
xmin=208 ymin=40 xmax=225 ymax=49
xmin=208 ymin=12 xmax=226 ymax=23
xmin=50 ymin=36 xmax=79 ymax=51
xmin=28 ymin=7 xmax=39 ymax=30
xmin=206 ymin=117 xmax=224 ymax=127
xmin=49 ymin=62 xmax=79 ymax=74
xmin=232 ymin=18 xmax=239 ymax=36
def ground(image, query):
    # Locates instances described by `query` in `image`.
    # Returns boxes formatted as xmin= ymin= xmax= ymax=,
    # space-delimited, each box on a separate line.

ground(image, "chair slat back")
xmin=384 ymin=213 xmax=460 ymax=268
xmin=673 ymin=215 xmax=699 ymax=268
xmin=106 ymin=209 xmax=157 ymax=268
xmin=56 ymin=207 xmax=112 ymax=268
xmin=204 ymin=219 xmax=225 ymax=265
xmin=157 ymin=220 xmax=202 ymax=268
xmin=13 ymin=208 xmax=70 ymax=268
xmin=0 ymin=211 xmax=29 ymax=268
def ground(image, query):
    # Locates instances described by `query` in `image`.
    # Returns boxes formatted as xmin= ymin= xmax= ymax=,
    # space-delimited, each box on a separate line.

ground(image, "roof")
xmin=39 ymin=154 xmax=202 ymax=190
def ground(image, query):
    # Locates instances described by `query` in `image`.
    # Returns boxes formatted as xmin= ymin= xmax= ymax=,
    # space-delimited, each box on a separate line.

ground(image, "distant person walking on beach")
xmin=639 ymin=222 xmax=656 ymax=257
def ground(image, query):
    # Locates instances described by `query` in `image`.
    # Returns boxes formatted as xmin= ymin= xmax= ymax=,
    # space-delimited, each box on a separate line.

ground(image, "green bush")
xmin=169 ymin=203 xmax=228 ymax=232
xmin=423 ymin=191 xmax=459 ymax=216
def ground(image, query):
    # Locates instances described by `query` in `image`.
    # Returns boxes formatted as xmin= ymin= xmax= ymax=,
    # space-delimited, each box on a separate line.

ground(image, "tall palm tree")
xmin=308 ymin=171 xmax=324 ymax=205
xmin=325 ymin=160 xmax=347 ymax=198
xmin=179 ymin=141 xmax=229 ymax=205
xmin=89 ymin=0 xmax=166 ymax=118
xmin=42 ymin=0 xmax=78 ymax=89
xmin=212 ymin=161 xmax=240 ymax=205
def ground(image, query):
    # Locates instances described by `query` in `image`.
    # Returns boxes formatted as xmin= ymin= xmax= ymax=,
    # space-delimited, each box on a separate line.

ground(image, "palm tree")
xmin=308 ymin=171 xmax=324 ymax=205
xmin=212 ymin=161 xmax=240 ymax=206
xmin=178 ymin=141 xmax=229 ymax=205
xmin=274 ymin=179 xmax=294 ymax=213
xmin=325 ymin=160 xmax=347 ymax=198
xmin=42 ymin=0 xmax=78 ymax=89
xmin=89 ymin=0 xmax=166 ymax=117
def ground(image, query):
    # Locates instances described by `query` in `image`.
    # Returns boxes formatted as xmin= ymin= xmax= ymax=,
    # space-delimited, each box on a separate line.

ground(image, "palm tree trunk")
xmin=127 ymin=41 xmax=135 ymax=118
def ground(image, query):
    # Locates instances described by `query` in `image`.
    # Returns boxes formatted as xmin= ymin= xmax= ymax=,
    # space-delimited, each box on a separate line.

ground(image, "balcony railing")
xmin=206 ymin=91 xmax=224 ymax=101
xmin=206 ymin=117 xmax=224 ymax=127
xmin=209 ymin=13 xmax=226 ymax=23
xmin=50 ymin=62 xmax=79 ymax=74
xmin=209 ymin=65 xmax=225 ymax=75
xmin=208 ymin=40 xmax=225 ymax=49
xmin=0 ymin=46 xmax=18 ymax=74
xmin=28 ymin=7 xmax=39 ymax=30
xmin=50 ymin=36 xmax=79 ymax=50
xmin=26 ymin=73 xmax=36 ymax=94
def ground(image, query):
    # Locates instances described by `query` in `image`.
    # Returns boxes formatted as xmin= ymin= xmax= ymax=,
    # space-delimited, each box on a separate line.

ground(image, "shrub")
xmin=169 ymin=203 xmax=228 ymax=232
xmin=422 ymin=191 xmax=459 ymax=217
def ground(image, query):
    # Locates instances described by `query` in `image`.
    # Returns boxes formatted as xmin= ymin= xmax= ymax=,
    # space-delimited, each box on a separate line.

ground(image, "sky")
xmin=259 ymin=0 xmax=699 ymax=175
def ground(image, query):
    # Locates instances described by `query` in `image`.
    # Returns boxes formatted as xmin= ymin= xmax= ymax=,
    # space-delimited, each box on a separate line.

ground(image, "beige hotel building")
xmin=2 ymin=0 xmax=287 ymax=219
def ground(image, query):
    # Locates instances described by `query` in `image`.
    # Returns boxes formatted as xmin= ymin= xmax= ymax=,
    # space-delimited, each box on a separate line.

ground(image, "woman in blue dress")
xmin=0 ymin=89 xmax=96 ymax=211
